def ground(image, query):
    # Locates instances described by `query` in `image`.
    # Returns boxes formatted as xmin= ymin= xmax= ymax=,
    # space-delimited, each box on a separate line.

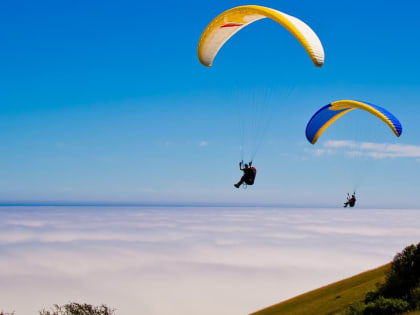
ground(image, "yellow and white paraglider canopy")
xmin=197 ymin=5 xmax=325 ymax=67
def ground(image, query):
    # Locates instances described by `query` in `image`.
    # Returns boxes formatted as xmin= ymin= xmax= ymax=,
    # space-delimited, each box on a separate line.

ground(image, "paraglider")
xmin=305 ymin=100 xmax=402 ymax=145
xmin=305 ymin=100 xmax=403 ymax=207
xmin=198 ymin=5 xmax=325 ymax=67
xmin=198 ymin=5 xmax=326 ymax=188
xmin=344 ymin=192 xmax=357 ymax=208
xmin=234 ymin=161 xmax=257 ymax=188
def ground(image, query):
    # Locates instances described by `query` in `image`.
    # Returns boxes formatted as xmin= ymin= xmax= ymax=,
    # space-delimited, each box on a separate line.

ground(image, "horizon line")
xmin=0 ymin=200 xmax=418 ymax=210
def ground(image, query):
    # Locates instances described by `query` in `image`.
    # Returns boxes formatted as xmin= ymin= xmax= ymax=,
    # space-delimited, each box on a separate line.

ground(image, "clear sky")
xmin=1 ymin=0 xmax=420 ymax=207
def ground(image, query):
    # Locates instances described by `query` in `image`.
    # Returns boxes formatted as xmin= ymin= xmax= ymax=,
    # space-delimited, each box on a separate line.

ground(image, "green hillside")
xmin=251 ymin=264 xmax=390 ymax=315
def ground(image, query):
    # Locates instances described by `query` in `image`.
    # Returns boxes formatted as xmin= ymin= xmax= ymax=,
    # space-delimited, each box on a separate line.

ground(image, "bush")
xmin=379 ymin=244 xmax=420 ymax=300
xmin=409 ymin=285 xmax=420 ymax=309
xmin=363 ymin=296 xmax=409 ymax=315
xmin=345 ymin=243 xmax=420 ymax=314
xmin=39 ymin=303 xmax=115 ymax=315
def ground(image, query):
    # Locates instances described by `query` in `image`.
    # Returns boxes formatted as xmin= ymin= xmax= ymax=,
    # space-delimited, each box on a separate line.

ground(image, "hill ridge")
xmin=251 ymin=263 xmax=390 ymax=315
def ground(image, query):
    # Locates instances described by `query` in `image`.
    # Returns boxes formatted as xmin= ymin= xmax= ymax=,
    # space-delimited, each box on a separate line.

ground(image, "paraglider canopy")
xmin=305 ymin=100 xmax=403 ymax=144
xmin=197 ymin=5 xmax=325 ymax=67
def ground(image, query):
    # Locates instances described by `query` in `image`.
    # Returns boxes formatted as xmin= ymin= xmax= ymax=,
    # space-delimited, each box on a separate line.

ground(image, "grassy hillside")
xmin=251 ymin=264 xmax=390 ymax=315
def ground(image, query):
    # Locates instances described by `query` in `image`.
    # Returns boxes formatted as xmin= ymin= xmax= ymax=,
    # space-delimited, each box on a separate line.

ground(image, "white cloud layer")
xmin=0 ymin=207 xmax=420 ymax=315
xmin=319 ymin=140 xmax=420 ymax=159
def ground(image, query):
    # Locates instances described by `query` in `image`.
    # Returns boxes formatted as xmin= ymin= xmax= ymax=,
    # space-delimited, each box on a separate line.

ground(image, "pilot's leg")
xmin=234 ymin=176 xmax=246 ymax=188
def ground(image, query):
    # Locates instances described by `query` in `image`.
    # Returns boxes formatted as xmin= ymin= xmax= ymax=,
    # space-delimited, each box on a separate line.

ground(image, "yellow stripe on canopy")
xmin=331 ymin=100 xmax=401 ymax=137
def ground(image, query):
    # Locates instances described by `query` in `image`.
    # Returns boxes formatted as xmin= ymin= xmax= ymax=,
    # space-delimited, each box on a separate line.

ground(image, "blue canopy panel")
xmin=305 ymin=104 xmax=352 ymax=144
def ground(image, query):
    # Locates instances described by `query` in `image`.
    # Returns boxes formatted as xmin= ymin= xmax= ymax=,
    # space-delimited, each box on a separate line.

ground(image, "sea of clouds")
xmin=1 ymin=206 xmax=420 ymax=315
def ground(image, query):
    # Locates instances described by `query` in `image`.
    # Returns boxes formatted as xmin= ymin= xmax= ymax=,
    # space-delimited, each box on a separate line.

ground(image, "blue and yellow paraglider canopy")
xmin=305 ymin=100 xmax=402 ymax=144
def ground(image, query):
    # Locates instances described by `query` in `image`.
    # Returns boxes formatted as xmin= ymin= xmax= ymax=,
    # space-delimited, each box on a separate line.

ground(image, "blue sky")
xmin=1 ymin=0 xmax=420 ymax=206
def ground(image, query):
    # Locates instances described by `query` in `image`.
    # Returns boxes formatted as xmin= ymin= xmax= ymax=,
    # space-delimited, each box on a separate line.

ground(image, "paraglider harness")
xmin=239 ymin=160 xmax=257 ymax=188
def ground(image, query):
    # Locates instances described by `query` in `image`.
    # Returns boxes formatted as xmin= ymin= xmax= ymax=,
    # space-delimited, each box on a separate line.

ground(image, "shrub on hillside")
xmin=378 ymin=244 xmax=420 ymax=301
xmin=363 ymin=296 xmax=409 ymax=315
xmin=346 ymin=242 xmax=420 ymax=314
xmin=346 ymin=297 xmax=409 ymax=315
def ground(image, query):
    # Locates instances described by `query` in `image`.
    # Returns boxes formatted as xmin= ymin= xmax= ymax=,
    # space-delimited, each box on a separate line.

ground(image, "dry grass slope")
xmin=251 ymin=264 xmax=390 ymax=315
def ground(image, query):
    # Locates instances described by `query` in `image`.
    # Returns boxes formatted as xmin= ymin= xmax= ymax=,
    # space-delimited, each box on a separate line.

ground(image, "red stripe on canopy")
xmin=220 ymin=23 xmax=243 ymax=28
